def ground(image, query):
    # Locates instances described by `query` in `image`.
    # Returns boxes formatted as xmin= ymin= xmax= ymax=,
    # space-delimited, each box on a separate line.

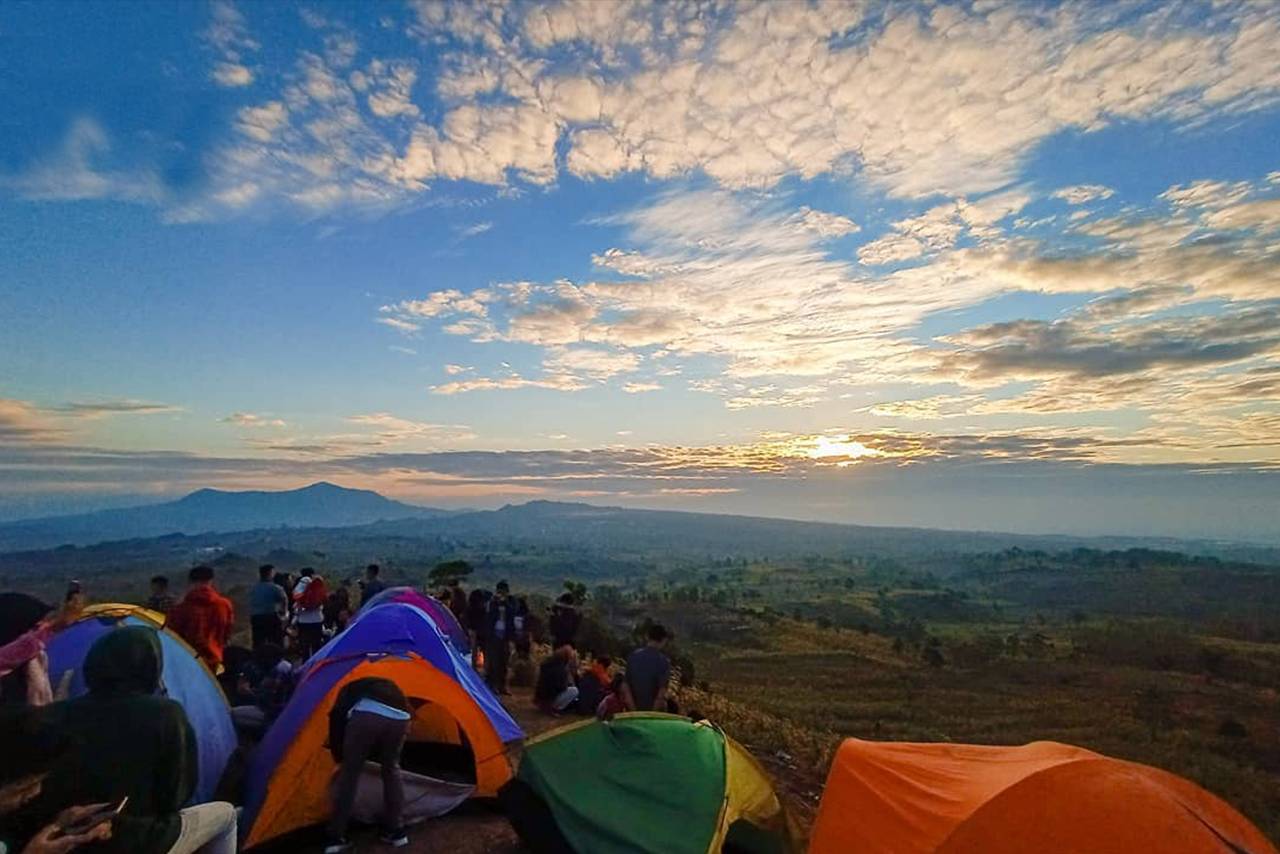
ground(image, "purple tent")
xmin=360 ymin=586 xmax=469 ymax=653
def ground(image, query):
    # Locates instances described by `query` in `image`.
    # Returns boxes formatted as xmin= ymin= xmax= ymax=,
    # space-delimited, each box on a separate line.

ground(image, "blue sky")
xmin=1 ymin=0 xmax=1278 ymax=539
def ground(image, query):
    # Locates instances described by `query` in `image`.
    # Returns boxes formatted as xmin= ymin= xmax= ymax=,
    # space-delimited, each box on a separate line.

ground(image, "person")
xmin=576 ymin=654 xmax=612 ymax=714
xmin=229 ymin=643 xmax=294 ymax=737
xmin=0 ymin=594 xmax=61 ymax=707
xmin=447 ymin=581 xmax=467 ymax=624
xmin=595 ymin=673 xmax=627 ymax=721
xmin=248 ymin=565 xmax=288 ymax=650
xmin=622 ymin=624 xmax=672 ymax=713
xmin=483 ymin=582 xmax=513 ymax=695
xmin=18 ymin=627 xmax=237 ymax=854
xmin=548 ymin=593 xmax=581 ymax=650
xmin=324 ymin=677 xmax=411 ymax=853
xmin=465 ymin=589 xmax=488 ymax=669
xmin=165 ymin=566 xmax=234 ymax=673
xmin=323 ymin=582 xmax=352 ymax=635
xmin=360 ymin=565 xmax=386 ymax=604
xmin=292 ymin=568 xmax=327 ymax=660
xmin=533 ymin=647 xmax=579 ymax=715
xmin=145 ymin=576 xmax=175 ymax=614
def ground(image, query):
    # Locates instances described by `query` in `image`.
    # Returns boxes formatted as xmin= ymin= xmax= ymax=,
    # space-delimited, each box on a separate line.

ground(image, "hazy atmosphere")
xmin=2 ymin=0 xmax=1278 ymax=539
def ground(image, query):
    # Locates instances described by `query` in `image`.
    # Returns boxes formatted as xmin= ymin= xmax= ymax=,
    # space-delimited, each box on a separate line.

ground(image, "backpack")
xmin=296 ymin=576 xmax=328 ymax=611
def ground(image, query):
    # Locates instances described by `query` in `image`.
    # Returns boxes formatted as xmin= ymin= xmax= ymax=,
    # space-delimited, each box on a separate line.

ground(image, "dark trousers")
xmin=328 ymin=711 xmax=409 ymax=839
xmin=485 ymin=637 xmax=510 ymax=693
xmin=297 ymin=621 xmax=324 ymax=660
xmin=250 ymin=613 xmax=284 ymax=649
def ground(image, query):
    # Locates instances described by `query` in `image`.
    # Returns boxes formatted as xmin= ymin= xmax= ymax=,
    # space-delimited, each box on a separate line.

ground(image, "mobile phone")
xmin=55 ymin=796 xmax=127 ymax=837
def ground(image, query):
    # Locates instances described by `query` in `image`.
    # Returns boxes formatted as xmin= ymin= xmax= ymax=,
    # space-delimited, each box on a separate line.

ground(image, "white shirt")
xmin=350 ymin=698 xmax=410 ymax=721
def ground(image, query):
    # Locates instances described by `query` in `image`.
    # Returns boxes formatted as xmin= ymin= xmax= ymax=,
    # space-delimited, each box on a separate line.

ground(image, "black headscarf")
xmin=83 ymin=626 xmax=163 ymax=698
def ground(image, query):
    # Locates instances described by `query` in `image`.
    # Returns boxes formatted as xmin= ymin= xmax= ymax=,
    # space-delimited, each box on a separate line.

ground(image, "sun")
xmin=806 ymin=436 xmax=882 ymax=462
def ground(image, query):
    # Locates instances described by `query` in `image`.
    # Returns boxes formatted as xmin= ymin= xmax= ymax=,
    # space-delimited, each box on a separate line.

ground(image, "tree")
xmin=563 ymin=579 xmax=588 ymax=604
xmin=428 ymin=560 xmax=473 ymax=588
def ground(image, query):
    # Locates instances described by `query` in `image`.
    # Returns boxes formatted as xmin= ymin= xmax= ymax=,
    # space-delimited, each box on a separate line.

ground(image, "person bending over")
xmin=324 ymin=677 xmax=411 ymax=853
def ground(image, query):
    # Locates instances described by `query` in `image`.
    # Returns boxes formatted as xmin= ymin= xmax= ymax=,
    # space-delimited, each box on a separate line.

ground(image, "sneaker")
xmin=379 ymin=828 xmax=409 ymax=848
xmin=322 ymin=839 xmax=353 ymax=854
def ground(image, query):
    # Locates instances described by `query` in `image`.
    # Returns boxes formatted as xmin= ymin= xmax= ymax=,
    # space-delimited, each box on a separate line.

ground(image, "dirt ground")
xmin=339 ymin=686 xmax=818 ymax=854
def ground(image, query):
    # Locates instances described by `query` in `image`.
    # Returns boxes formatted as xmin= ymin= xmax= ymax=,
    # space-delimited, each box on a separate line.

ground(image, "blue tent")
xmin=46 ymin=604 xmax=236 ymax=804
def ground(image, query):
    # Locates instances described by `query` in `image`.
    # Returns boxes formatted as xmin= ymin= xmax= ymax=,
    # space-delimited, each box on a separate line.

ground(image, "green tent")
xmin=502 ymin=713 xmax=793 ymax=854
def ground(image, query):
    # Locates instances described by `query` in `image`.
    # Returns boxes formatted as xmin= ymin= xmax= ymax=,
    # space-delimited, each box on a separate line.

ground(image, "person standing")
xmin=144 ymin=576 xmax=175 ymax=614
xmin=622 ymin=624 xmax=672 ymax=713
xmin=247 ymin=565 xmax=288 ymax=650
xmin=323 ymin=677 xmax=411 ymax=853
xmin=291 ymin=569 xmax=327 ymax=661
xmin=360 ymin=564 xmax=386 ymax=605
xmin=166 ymin=566 xmax=234 ymax=673
xmin=548 ymin=593 xmax=581 ymax=650
xmin=484 ymin=582 xmax=513 ymax=696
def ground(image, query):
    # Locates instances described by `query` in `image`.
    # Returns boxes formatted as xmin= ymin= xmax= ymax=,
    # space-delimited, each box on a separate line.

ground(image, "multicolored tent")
xmin=503 ymin=713 xmax=793 ymax=854
xmin=45 ymin=603 xmax=236 ymax=804
xmin=241 ymin=601 xmax=522 ymax=848
xmin=359 ymin=586 xmax=469 ymax=653
xmin=809 ymin=739 xmax=1277 ymax=854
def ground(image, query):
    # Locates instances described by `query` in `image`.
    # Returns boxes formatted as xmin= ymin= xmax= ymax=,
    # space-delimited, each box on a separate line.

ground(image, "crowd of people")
xmin=0 ymin=565 xmax=677 ymax=854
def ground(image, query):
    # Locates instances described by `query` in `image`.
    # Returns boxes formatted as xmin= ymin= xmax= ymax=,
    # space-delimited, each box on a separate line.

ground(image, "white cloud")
xmin=1053 ymin=184 xmax=1115 ymax=205
xmin=431 ymin=374 xmax=589 ymax=395
xmin=1160 ymin=179 xmax=1253 ymax=210
xmin=213 ymin=62 xmax=254 ymax=87
xmin=455 ymin=221 xmax=493 ymax=239
xmin=622 ymin=382 xmax=662 ymax=394
xmin=376 ymin=316 xmax=421 ymax=333
xmin=6 ymin=118 xmax=162 ymax=205
xmin=221 ymin=412 xmax=285 ymax=428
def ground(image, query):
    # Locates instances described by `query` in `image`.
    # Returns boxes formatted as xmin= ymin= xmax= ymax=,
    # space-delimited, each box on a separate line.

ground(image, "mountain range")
xmin=1 ymin=483 xmax=1276 ymax=567
xmin=0 ymin=482 xmax=444 ymax=551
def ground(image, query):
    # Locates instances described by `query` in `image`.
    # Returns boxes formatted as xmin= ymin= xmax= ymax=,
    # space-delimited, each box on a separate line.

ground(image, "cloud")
xmin=622 ymin=382 xmax=662 ymax=394
xmin=376 ymin=316 xmax=421 ymax=333
xmin=205 ymin=2 xmax=259 ymax=87
xmin=454 ymin=221 xmax=493 ymax=239
xmin=53 ymin=400 xmax=182 ymax=417
xmin=1053 ymin=184 xmax=1115 ymax=205
xmin=213 ymin=62 xmax=254 ymax=87
xmin=431 ymin=374 xmax=590 ymax=395
xmin=220 ymin=412 xmax=286 ymax=428
xmin=33 ymin=0 xmax=1275 ymax=220
xmin=5 ymin=118 xmax=163 ymax=205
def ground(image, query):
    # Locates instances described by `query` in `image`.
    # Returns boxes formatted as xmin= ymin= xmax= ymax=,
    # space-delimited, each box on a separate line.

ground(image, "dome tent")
xmin=502 ymin=713 xmax=794 ymax=854
xmin=809 ymin=739 xmax=1277 ymax=854
xmin=358 ymin=585 xmax=469 ymax=653
xmin=45 ymin=603 xmax=236 ymax=804
xmin=241 ymin=601 xmax=522 ymax=848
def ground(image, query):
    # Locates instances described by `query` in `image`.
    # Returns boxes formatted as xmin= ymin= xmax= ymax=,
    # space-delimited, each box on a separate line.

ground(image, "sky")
xmin=0 ymin=0 xmax=1278 ymax=540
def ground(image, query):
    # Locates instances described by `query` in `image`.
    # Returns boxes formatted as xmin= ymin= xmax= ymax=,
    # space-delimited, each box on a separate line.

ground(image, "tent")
xmin=241 ymin=601 xmax=522 ymax=848
xmin=502 ymin=713 xmax=793 ymax=854
xmin=44 ymin=603 xmax=236 ymax=804
xmin=359 ymin=586 xmax=469 ymax=653
xmin=809 ymin=739 xmax=1277 ymax=854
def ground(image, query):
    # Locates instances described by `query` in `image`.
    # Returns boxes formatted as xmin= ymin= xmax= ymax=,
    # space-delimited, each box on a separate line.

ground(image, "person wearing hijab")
xmin=18 ymin=627 xmax=237 ymax=854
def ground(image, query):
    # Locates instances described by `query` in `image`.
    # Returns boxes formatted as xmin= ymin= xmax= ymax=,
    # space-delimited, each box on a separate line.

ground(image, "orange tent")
xmin=810 ymin=739 xmax=1276 ymax=854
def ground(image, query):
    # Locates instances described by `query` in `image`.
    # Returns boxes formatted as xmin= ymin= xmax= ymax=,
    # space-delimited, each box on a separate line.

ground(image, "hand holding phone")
xmin=54 ymin=797 xmax=126 ymax=838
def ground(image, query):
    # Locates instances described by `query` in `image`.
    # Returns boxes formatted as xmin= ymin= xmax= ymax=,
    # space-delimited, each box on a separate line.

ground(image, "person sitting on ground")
xmin=534 ymin=646 xmax=580 ymax=715
xmin=324 ymin=677 xmax=411 ymax=854
xmin=166 ymin=565 xmax=234 ymax=673
xmin=18 ymin=627 xmax=237 ymax=854
xmin=548 ymin=593 xmax=581 ymax=650
xmin=596 ymin=674 xmax=627 ymax=721
xmin=247 ymin=565 xmax=287 ymax=650
xmin=144 ymin=576 xmax=175 ymax=615
xmin=291 ymin=568 xmax=327 ymax=660
xmin=622 ymin=624 xmax=672 ymax=713
xmin=576 ymin=654 xmax=612 ymax=715
xmin=360 ymin=565 xmax=386 ymax=605
xmin=229 ymin=643 xmax=294 ymax=737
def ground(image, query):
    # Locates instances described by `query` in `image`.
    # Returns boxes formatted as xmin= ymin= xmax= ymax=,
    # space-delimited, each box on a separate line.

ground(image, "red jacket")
xmin=167 ymin=585 xmax=234 ymax=670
